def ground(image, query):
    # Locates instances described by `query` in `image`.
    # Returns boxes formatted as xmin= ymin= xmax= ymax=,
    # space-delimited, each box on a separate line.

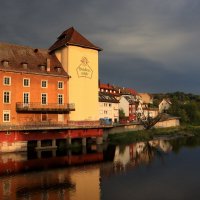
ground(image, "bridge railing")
xmin=0 ymin=120 xmax=104 ymax=131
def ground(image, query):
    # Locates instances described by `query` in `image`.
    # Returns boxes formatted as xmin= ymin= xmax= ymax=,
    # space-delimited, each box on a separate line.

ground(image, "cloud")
xmin=0 ymin=0 xmax=200 ymax=93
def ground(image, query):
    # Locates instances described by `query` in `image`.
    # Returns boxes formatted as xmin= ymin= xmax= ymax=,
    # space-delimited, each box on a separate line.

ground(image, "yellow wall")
xmin=58 ymin=45 xmax=99 ymax=121
xmin=70 ymin=167 xmax=100 ymax=200
xmin=155 ymin=118 xmax=180 ymax=128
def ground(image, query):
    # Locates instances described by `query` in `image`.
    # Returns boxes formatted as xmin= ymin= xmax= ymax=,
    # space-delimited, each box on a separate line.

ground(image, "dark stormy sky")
xmin=1 ymin=0 xmax=200 ymax=94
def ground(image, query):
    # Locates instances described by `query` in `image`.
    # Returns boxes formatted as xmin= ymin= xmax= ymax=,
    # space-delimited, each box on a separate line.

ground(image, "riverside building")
xmin=0 ymin=27 xmax=103 ymax=152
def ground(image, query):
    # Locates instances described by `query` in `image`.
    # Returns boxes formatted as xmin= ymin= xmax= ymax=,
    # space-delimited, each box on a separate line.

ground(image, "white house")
xmin=99 ymin=92 xmax=119 ymax=123
xmin=159 ymin=98 xmax=172 ymax=113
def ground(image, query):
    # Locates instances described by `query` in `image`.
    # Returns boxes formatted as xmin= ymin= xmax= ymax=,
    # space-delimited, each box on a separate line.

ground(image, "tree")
xmin=136 ymin=110 xmax=163 ymax=130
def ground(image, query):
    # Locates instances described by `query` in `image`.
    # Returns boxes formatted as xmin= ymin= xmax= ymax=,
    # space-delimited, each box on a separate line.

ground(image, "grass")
xmin=108 ymin=125 xmax=200 ymax=145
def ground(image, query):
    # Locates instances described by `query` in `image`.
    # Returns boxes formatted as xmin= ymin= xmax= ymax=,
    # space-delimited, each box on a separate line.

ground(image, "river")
xmin=1 ymin=136 xmax=200 ymax=200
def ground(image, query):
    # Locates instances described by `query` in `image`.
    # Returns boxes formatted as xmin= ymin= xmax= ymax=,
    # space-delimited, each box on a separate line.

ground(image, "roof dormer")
xmin=21 ymin=62 xmax=28 ymax=69
xmin=2 ymin=60 xmax=9 ymax=67
xmin=39 ymin=65 xmax=46 ymax=71
xmin=54 ymin=66 xmax=61 ymax=73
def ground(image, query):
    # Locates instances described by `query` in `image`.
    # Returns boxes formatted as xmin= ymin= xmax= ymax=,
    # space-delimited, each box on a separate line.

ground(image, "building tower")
xmin=49 ymin=27 xmax=102 ymax=121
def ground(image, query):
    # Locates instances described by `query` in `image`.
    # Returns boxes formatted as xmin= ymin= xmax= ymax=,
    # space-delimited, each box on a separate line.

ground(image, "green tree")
xmin=119 ymin=109 xmax=125 ymax=119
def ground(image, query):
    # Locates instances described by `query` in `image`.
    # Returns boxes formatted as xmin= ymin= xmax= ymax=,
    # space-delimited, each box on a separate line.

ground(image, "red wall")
xmin=0 ymin=129 xmax=103 ymax=142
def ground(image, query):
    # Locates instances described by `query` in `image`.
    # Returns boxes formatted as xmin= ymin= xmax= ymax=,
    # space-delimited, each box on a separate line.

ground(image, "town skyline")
xmin=0 ymin=0 xmax=200 ymax=94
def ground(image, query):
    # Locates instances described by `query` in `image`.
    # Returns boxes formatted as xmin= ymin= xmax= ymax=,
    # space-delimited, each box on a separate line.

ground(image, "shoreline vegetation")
xmin=108 ymin=126 xmax=200 ymax=145
xmin=107 ymin=91 xmax=200 ymax=146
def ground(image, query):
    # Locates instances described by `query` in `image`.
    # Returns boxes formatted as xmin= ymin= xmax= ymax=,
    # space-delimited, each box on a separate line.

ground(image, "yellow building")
xmin=49 ymin=27 xmax=102 ymax=121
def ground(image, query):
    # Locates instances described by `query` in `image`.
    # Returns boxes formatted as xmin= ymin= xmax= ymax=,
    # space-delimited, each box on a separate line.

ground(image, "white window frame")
xmin=23 ymin=78 xmax=30 ymax=87
xmin=41 ymin=80 xmax=48 ymax=88
xmin=58 ymin=81 xmax=64 ymax=89
xmin=41 ymin=93 xmax=48 ymax=105
xmin=58 ymin=94 xmax=64 ymax=105
xmin=23 ymin=92 xmax=30 ymax=105
xmin=3 ymin=91 xmax=11 ymax=104
xmin=3 ymin=76 xmax=11 ymax=86
xmin=3 ymin=110 xmax=10 ymax=122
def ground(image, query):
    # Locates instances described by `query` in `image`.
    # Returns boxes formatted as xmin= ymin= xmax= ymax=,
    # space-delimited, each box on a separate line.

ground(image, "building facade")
xmin=0 ymin=43 xmax=74 ymax=127
xmin=49 ymin=27 xmax=102 ymax=121
xmin=159 ymin=98 xmax=172 ymax=113
xmin=0 ymin=27 xmax=104 ymax=152
xmin=99 ymin=92 xmax=119 ymax=123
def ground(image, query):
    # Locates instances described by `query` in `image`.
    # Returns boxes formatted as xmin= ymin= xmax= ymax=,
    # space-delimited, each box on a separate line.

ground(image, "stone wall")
xmin=103 ymin=118 xmax=180 ymax=140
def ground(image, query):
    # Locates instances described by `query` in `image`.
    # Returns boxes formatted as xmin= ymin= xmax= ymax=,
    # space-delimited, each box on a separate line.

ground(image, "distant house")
xmin=99 ymin=83 xmax=140 ymax=122
xmin=138 ymin=93 xmax=153 ymax=108
xmin=119 ymin=95 xmax=139 ymax=122
xmin=99 ymin=92 xmax=119 ymax=123
xmin=159 ymin=98 xmax=172 ymax=113
xmin=143 ymin=107 xmax=159 ymax=118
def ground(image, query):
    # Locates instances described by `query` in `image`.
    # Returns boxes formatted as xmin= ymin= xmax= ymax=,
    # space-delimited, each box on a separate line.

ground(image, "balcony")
xmin=16 ymin=102 xmax=75 ymax=113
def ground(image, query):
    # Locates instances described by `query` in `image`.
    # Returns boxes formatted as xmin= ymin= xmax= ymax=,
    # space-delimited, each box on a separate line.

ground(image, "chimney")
xmin=47 ymin=58 xmax=50 ymax=72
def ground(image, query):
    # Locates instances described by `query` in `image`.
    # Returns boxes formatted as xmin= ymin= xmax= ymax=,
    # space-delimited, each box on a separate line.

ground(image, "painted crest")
xmin=76 ymin=57 xmax=93 ymax=79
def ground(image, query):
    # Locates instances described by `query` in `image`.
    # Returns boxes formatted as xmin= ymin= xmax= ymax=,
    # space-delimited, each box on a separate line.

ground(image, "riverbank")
xmin=108 ymin=125 xmax=200 ymax=145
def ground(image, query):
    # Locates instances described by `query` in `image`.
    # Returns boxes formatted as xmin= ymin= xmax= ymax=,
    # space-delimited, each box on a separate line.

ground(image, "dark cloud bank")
xmin=1 ymin=0 xmax=200 ymax=93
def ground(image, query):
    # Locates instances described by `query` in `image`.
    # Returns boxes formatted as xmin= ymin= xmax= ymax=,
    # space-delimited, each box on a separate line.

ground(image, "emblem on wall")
xmin=76 ymin=57 xmax=93 ymax=79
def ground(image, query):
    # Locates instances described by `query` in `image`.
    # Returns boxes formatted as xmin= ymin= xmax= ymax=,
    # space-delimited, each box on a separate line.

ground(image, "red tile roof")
xmin=0 ymin=42 xmax=68 ymax=77
xmin=99 ymin=83 xmax=114 ymax=90
xmin=49 ymin=27 xmax=102 ymax=52
xmin=113 ymin=85 xmax=138 ymax=95
xmin=125 ymin=88 xmax=138 ymax=95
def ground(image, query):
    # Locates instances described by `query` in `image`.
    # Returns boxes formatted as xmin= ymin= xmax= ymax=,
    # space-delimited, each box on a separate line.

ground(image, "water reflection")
xmin=1 ymin=136 xmax=200 ymax=200
xmin=0 ymin=146 xmax=103 ymax=200
xmin=101 ymin=136 xmax=200 ymax=200
xmin=111 ymin=140 xmax=172 ymax=172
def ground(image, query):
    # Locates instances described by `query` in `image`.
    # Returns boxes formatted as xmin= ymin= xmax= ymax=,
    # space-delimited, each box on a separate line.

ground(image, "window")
xmin=41 ymin=93 xmax=47 ymax=105
xmin=41 ymin=113 xmax=48 ymax=121
xmin=3 ymin=110 xmax=10 ymax=122
xmin=3 ymin=91 xmax=10 ymax=103
xmin=58 ymin=114 xmax=64 ymax=122
xmin=58 ymin=94 xmax=63 ymax=105
xmin=22 ymin=63 xmax=28 ymax=69
xmin=41 ymin=80 xmax=48 ymax=88
xmin=23 ymin=93 xmax=29 ymax=104
xmin=58 ymin=81 xmax=63 ymax=89
xmin=3 ymin=77 xmax=11 ymax=86
xmin=109 ymin=103 xmax=112 ymax=107
xmin=39 ymin=65 xmax=46 ymax=71
xmin=23 ymin=78 xmax=30 ymax=87
xmin=2 ymin=60 xmax=9 ymax=67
